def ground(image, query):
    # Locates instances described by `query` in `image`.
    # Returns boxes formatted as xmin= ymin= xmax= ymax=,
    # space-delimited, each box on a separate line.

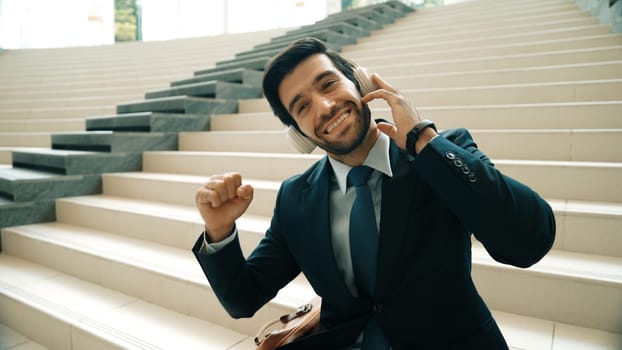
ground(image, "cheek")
xmin=293 ymin=118 xmax=314 ymax=138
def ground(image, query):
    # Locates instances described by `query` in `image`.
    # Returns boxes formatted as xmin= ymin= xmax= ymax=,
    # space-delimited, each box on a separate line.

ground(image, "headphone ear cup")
xmin=286 ymin=125 xmax=316 ymax=153
xmin=353 ymin=66 xmax=376 ymax=95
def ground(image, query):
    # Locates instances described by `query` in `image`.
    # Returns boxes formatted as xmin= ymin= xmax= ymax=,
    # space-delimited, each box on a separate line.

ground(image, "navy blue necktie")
xmin=348 ymin=166 xmax=390 ymax=350
xmin=348 ymin=166 xmax=378 ymax=298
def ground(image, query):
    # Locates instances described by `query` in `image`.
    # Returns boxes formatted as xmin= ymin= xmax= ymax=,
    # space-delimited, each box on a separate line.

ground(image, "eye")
xmin=322 ymin=79 xmax=337 ymax=90
xmin=297 ymin=102 xmax=309 ymax=116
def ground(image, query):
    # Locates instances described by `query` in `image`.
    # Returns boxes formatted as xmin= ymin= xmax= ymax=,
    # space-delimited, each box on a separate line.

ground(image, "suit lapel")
xmin=376 ymin=142 xmax=419 ymax=299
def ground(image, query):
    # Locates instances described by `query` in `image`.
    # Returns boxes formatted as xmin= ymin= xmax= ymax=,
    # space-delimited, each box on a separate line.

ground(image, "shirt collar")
xmin=328 ymin=132 xmax=394 ymax=194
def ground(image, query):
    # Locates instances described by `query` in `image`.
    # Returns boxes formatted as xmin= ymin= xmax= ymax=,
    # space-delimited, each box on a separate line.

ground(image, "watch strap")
xmin=406 ymin=119 xmax=437 ymax=156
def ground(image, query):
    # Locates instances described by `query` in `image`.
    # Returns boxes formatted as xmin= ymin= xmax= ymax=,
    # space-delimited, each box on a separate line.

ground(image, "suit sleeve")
xmin=192 ymin=185 xmax=301 ymax=318
xmin=413 ymin=128 xmax=555 ymax=267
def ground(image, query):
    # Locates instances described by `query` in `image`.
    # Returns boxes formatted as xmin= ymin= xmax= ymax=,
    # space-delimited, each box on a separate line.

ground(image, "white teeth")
xmin=326 ymin=112 xmax=350 ymax=133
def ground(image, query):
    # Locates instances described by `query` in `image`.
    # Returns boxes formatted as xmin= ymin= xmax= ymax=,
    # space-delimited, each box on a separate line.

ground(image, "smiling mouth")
xmin=325 ymin=111 xmax=350 ymax=134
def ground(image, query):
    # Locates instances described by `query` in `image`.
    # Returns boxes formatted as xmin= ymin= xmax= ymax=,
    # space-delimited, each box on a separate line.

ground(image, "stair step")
xmin=143 ymin=151 xmax=622 ymax=203
xmin=370 ymin=17 xmax=611 ymax=49
xmin=193 ymin=57 xmax=269 ymax=76
xmin=11 ymin=148 xmax=142 ymax=175
xmin=178 ymin=128 xmax=622 ymax=162
xmin=297 ymin=10 xmax=384 ymax=32
xmin=0 ymin=222 xmax=314 ymax=336
xmin=86 ymin=112 xmax=210 ymax=132
xmin=231 ymin=46 xmax=290 ymax=62
xmin=230 ymin=27 xmax=361 ymax=65
xmin=358 ymin=24 xmax=612 ymax=53
xmin=472 ymin=243 xmax=622 ymax=333
xmin=350 ymin=35 xmax=622 ymax=66
xmin=0 ymin=94 xmax=141 ymax=109
xmin=321 ymin=5 xmax=395 ymax=26
xmin=366 ymin=46 xmax=622 ymax=76
xmin=143 ymin=151 xmax=319 ymax=182
xmin=0 ymin=198 xmax=56 ymax=230
xmin=251 ymin=29 xmax=355 ymax=52
xmin=220 ymin=102 xmax=622 ymax=130
xmin=51 ymin=131 xmax=177 ymax=153
xmin=179 ymin=130 xmax=296 ymax=154
xmin=97 ymin=173 xmax=622 ymax=259
xmin=0 ymin=323 xmax=49 ymax=350
xmin=13 ymin=225 xmax=610 ymax=350
xmin=0 ymin=84 xmax=162 ymax=100
xmin=0 ymin=254 xmax=255 ymax=349
xmin=419 ymin=102 xmax=622 ymax=129
xmin=378 ymin=79 xmax=622 ymax=106
xmin=0 ymin=148 xmax=43 ymax=165
xmin=369 ymin=11 xmax=598 ymax=45
xmin=239 ymin=95 xmax=622 ymax=120
xmin=54 ymin=194 xmax=267 ymax=253
xmin=378 ymin=61 xmax=622 ymax=88
xmin=492 ymin=309 xmax=622 ymax=350
xmin=0 ymin=105 xmax=116 ymax=120
xmin=371 ymin=3 xmax=589 ymax=35
xmin=170 ymin=68 xmax=263 ymax=88
xmin=102 ymin=172 xmax=279 ymax=217
xmin=144 ymin=81 xmax=260 ymax=100
xmin=0 ymin=164 xmax=103 ymax=228
xmin=281 ymin=21 xmax=370 ymax=42
xmin=0 ymin=166 xmax=101 ymax=202
xmin=0 ymin=118 xmax=85 ymax=133
xmin=116 ymin=96 xmax=237 ymax=116
xmin=0 ymin=132 xmax=51 ymax=148
xmin=498 ymin=159 xmax=622 ymax=203
xmin=21 ymin=197 xmax=622 ymax=333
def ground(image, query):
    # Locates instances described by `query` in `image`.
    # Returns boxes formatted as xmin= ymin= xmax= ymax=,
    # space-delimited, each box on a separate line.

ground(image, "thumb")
xmin=236 ymin=184 xmax=254 ymax=202
xmin=377 ymin=121 xmax=398 ymax=141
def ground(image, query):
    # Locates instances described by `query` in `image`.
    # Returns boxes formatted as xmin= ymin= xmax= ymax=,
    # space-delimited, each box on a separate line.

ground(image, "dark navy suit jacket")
xmin=193 ymin=128 xmax=556 ymax=349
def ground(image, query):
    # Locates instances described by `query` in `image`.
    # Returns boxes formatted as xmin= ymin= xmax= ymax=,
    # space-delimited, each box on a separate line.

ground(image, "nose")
xmin=314 ymin=94 xmax=336 ymax=117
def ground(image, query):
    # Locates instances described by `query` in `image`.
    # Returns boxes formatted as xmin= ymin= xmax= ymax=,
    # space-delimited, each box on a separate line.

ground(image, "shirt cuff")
xmin=198 ymin=227 xmax=238 ymax=254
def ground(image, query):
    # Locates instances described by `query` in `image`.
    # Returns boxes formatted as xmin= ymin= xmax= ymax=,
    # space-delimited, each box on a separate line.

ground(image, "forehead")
xmin=278 ymin=54 xmax=339 ymax=105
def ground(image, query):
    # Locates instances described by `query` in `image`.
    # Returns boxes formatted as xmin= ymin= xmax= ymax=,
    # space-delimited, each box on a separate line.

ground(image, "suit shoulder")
xmin=439 ymin=127 xmax=472 ymax=139
xmin=281 ymin=157 xmax=327 ymax=189
xmin=438 ymin=127 xmax=477 ymax=149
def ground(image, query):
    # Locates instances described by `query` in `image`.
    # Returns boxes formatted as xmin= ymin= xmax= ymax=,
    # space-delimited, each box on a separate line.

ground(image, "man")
xmin=192 ymin=37 xmax=555 ymax=349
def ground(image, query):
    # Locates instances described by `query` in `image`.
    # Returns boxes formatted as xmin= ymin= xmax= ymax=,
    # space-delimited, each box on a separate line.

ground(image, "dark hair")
xmin=262 ymin=37 xmax=360 ymax=130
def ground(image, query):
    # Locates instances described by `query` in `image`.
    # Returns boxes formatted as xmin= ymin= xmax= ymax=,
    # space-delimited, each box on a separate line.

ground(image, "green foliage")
xmin=115 ymin=0 xmax=137 ymax=42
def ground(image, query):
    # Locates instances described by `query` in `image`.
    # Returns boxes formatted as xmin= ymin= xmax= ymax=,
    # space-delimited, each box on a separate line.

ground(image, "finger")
xmin=361 ymin=87 xmax=394 ymax=104
xmin=196 ymin=187 xmax=223 ymax=207
xmin=197 ymin=175 xmax=230 ymax=205
xmin=377 ymin=121 xmax=398 ymax=140
xmin=223 ymin=172 xmax=241 ymax=200
xmin=208 ymin=179 xmax=229 ymax=203
xmin=370 ymin=73 xmax=397 ymax=93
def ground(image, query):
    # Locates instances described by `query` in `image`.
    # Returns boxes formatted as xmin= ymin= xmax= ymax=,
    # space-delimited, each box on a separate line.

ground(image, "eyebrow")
xmin=287 ymin=70 xmax=339 ymax=115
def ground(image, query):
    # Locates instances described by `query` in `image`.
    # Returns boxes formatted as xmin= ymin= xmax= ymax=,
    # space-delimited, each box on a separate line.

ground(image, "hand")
xmin=195 ymin=172 xmax=254 ymax=243
xmin=362 ymin=74 xmax=425 ymax=150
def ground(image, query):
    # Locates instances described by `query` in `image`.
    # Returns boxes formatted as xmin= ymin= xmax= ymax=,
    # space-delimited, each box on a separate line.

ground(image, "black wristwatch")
xmin=406 ymin=119 xmax=437 ymax=156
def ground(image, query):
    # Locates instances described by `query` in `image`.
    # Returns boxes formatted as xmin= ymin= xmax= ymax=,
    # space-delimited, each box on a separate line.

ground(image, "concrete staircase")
xmin=1 ymin=0 xmax=621 ymax=349
xmin=0 ymin=29 xmax=289 ymax=165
